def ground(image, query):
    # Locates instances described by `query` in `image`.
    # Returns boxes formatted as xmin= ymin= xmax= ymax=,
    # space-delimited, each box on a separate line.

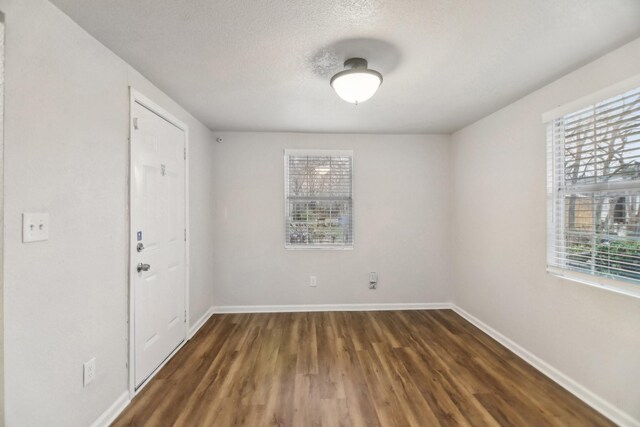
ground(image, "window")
xmin=547 ymin=85 xmax=640 ymax=285
xmin=284 ymin=150 xmax=353 ymax=249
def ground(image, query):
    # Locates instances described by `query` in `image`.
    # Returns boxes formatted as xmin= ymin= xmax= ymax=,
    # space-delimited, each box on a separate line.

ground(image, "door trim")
xmin=128 ymin=88 xmax=190 ymax=398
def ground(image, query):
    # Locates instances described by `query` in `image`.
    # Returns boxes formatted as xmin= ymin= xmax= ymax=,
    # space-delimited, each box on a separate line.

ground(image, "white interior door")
xmin=131 ymin=99 xmax=186 ymax=389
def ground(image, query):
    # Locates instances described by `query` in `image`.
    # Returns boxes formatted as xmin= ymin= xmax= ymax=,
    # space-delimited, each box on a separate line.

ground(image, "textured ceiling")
xmin=51 ymin=0 xmax=640 ymax=134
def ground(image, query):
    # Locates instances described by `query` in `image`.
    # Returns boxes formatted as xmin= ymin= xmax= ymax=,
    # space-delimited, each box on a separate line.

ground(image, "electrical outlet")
xmin=310 ymin=275 xmax=317 ymax=287
xmin=83 ymin=357 xmax=96 ymax=387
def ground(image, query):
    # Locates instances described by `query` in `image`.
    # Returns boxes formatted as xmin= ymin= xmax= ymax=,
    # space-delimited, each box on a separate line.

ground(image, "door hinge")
xmin=133 ymin=117 xmax=139 ymax=130
xmin=184 ymin=228 xmax=187 ymax=242
xmin=184 ymin=148 xmax=187 ymax=160
xmin=184 ymin=310 xmax=187 ymax=323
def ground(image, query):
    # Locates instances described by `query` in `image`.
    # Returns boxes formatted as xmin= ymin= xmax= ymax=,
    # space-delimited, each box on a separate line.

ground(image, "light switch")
xmin=23 ymin=213 xmax=49 ymax=243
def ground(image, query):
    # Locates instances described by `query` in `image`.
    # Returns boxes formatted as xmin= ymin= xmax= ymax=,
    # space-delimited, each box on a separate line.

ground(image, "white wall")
xmin=211 ymin=132 xmax=451 ymax=308
xmin=451 ymin=37 xmax=640 ymax=424
xmin=0 ymin=16 xmax=4 ymax=423
xmin=0 ymin=0 xmax=214 ymax=425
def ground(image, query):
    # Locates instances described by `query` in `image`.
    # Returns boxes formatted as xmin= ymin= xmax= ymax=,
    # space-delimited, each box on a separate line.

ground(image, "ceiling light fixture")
xmin=330 ymin=58 xmax=383 ymax=105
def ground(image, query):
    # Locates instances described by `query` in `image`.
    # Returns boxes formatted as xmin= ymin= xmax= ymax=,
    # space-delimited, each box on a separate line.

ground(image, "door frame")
xmin=128 ymin=88 xmax=190 ymax=398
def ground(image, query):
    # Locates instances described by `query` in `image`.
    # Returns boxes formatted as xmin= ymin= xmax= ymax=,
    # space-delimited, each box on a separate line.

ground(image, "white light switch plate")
xmin=23 ymin=213 xmax=49 ymax=243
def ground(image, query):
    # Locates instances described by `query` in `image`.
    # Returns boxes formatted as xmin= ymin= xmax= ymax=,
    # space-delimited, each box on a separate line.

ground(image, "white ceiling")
xmin=51 ymin=0 xmax=640 ymax=134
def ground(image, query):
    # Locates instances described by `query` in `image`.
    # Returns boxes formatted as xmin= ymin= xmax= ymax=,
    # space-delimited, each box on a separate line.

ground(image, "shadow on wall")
xmin=308 ymin=37 xmax=402 ymax=79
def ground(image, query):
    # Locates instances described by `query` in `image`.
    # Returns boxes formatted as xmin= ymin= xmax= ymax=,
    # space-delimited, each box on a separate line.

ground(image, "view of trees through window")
xmin=285 ymin=152 xmax=353 ymax=248
xmin=550 ymin=87 xmax=640 ymax=282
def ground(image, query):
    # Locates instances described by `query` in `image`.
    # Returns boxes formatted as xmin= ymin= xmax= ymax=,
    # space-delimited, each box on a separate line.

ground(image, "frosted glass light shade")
xmin=330 ymin=59 xmax=383 ymax=104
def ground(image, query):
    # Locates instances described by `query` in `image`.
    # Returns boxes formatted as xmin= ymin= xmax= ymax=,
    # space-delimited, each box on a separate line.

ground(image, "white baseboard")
xmin=189 ymin=305 xmax=214 ymax=338
xmin=90 ymin=391 xmax=130 ymax=427
xmin=212 ymin=302 xmax=453 ymax=314
xmin=451 ymin=305 xmax=640 ymax=427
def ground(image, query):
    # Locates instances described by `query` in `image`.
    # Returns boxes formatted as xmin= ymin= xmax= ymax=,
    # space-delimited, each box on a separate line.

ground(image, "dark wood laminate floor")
xmin=113 ymin=310 xmax=613 ymax=426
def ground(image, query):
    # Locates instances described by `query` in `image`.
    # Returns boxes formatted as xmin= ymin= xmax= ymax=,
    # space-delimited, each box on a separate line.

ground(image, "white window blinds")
xmin=547 ymin=86 xmax=640 ymax=284
xmin=284 ymin=150 xmax=353 ymax=249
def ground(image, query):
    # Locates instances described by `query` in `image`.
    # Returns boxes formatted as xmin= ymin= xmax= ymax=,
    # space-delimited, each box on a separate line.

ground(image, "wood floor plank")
xmin=112 ymin=310 xmax=614 ymax=427
xmin=355 ymin=346 xmax=410 ymax=427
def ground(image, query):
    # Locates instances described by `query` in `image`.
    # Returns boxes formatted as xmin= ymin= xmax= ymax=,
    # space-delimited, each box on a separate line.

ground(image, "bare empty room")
xmin=1 ymin=0 xmax=640 ymax=426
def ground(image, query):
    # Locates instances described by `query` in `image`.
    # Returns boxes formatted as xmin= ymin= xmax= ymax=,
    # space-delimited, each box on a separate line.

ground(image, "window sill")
xmin=547 ymin=267 xmax=640 ymax=298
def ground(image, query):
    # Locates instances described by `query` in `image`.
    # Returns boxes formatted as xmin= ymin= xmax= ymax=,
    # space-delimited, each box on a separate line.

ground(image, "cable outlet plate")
xmin=369 ymin=272 xmax=378 ymax=289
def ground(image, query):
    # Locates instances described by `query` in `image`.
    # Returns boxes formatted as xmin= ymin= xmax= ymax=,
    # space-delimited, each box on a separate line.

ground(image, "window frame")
xmin=283 ymin=149 xmax=354 ymax=250
xmin=545 ymin=75 xmax=640 ymax=298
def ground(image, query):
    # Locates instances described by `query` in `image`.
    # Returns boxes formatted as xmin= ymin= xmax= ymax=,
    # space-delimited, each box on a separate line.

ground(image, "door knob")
xmin=137 ymin=263 xmax=151 ymax=273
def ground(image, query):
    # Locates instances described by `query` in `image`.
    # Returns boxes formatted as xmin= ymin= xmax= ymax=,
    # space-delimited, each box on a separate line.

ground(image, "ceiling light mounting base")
xmin=344 ymin=58 xmax=368 ymax=70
